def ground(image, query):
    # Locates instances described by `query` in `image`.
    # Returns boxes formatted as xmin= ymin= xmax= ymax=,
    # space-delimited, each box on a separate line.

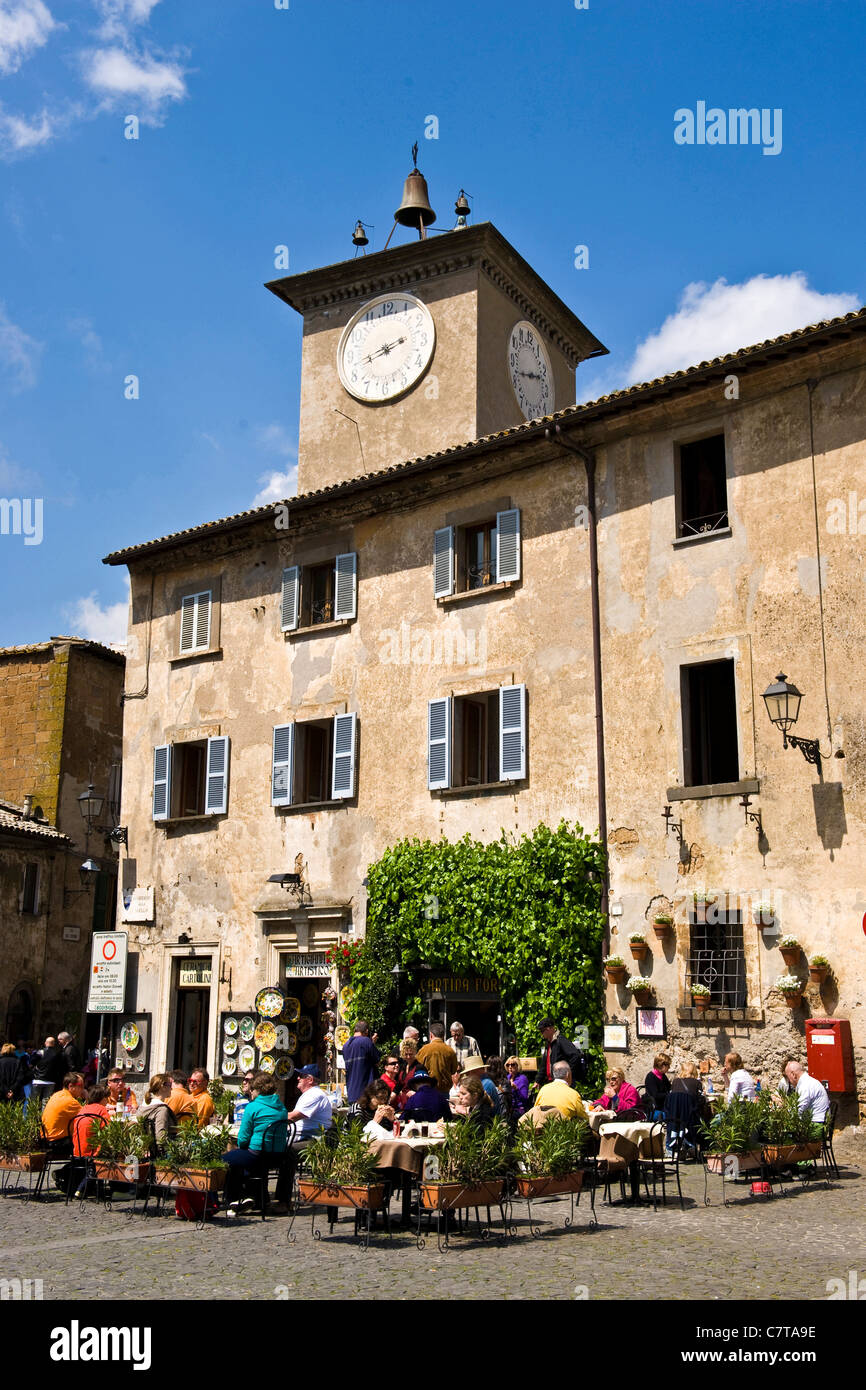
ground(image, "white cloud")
xmin=628 ymin=274 xmax=860 ymax=384
xmin=0 ymin=0 xmax=57 ymax=76
xmin=64 ymin=577 xmax=129 ymax=647
xmin=252 ymin=468 xmax=298 ymax=508
xmin=92 ymin=0 xmax=161 ymax=41
xmin=0 ymin=302 xmax=41 ymax=389
xmin=0 ymin=104 xmax=55 ymax=156
xmin=81 ymin=45 xmax=187 ymax=121
xmin=68 ymin=314 xmax=109 ymax=371
xmin=251 ymin=423 xmax=298 ymax=505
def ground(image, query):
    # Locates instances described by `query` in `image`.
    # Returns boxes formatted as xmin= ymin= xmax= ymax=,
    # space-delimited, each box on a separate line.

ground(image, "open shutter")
xmin=495 ymin=508 xmax=521 ymax=583
xmin=499 ymin=684 xmax=526 ymax=780
xmin=333 ymin=552 xmax=357 ymax=621
xmin=331 ymin=713 xmax=356 ymax=799
xmin=271 ymin=724 xmax=294 ymax=807
xmin=428 ymin=697 xmax=452 ymax=790
xmin=433 ymin=527 xmax=455 ymax=598
xmin=153 ymin=745 xmax=171 ymax=821
xmin=195 ymin=592 xmax=211 ymax=649
xmin=281 ymin=566 xmax=300 ymax=631
xmin=180 ymin=596 xmax=196 ymax=653
xmin=180 ymin=592 xmax=211 ymax=653
xmin=205 ymin=735 xmax=230 ymax=815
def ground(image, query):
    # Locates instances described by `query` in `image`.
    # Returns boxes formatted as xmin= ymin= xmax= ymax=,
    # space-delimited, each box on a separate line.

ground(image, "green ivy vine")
xmin=352 ymin=822 xmax=606 ymax=1093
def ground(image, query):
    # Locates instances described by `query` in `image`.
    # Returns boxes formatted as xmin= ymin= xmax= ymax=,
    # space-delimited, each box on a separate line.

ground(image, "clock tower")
xmin=266 ymin=190 xmax=607 ymax=496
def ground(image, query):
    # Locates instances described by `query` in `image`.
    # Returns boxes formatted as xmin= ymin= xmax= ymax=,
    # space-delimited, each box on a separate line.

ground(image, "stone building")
xmin=104 ymin=186 xmax=866 ymax=1114
xmin=0 ymin=638 xmax=125 ymax=1042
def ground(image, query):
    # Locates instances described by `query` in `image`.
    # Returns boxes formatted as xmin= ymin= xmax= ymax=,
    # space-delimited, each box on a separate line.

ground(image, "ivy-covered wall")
xmin=352 ymin=822 xmax=606 ymax=1091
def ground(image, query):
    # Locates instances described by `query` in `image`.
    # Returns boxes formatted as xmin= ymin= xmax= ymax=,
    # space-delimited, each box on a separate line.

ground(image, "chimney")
xmin=22 ymin=795 xmax=34 ymax=820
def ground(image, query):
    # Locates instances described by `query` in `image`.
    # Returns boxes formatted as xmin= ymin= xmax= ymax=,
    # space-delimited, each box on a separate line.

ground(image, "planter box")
xmin=0 ymin=1152 xmax=47 ymax=1172
xmin=763 ymin=1142 xmax=821 ymax=1166
xmin=420 ymin=1179 xmax=505 ymax=1211
xmin=297 ymin=1179 xmax=386 ymax=1210
xmin=705 ymin=1150 xmax=764 ymax=1174
xmin=515 ymin=1171 xmax=584 ymax=1198
xmin=93 ymin=1160 xmax=151 ymax=1183
xmin=153 ymin=1167 xmax=226 ymax=1193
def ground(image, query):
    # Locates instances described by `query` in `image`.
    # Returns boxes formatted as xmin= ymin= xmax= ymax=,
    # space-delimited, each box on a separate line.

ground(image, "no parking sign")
xmin=87 ymin=931 xmax=128 ymax=1013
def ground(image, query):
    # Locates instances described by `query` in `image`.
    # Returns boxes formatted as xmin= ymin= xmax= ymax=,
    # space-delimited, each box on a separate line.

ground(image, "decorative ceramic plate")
xmin=302 ymin=982 xmax=319 ymax=1008
xmin=224 ymin=1017 xmax=239 ymax=1036
xmin=239 ymin=1016 xmax=255 ymax=1041
xmin=258 ymin=1054 xmax=276 ymax=1074
xmin=223 ymin=1037 xmax=238 ymax=1056
xmin=335 ymin=1025 xmax=351 ymax=1050
xmin=222 ymin=1057 xmax=237 ymax=1076
xmin=283 ymin=996 xmax=301 ymax=1023
xmin=340 ymin=985 xmax=354 ymax=1011
xmin=135 ymin=1059 xmax=146 ymax=1072
xmin=275 ymin=1057 xmax=295 ymax=1080
xmin=255 ymin=987 xmax=285 ymax=1019
xmin=297 ymin=1015 xmax=313 ymax=1043
xmin=120 ymin=1022 xmax=140 ymax=1051
xmin=254 ymin=1021 xmax=277 ymax=1053
xmin=286 ymin=1031 xmax=298 ymax=1055
xmin=238 ymin=1044 xmax=256 ymax=1072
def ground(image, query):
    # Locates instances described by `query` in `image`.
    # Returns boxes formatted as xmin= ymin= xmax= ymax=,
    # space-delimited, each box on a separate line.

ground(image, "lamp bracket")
xmin=782 ymin=732 xmax=822 ymax=772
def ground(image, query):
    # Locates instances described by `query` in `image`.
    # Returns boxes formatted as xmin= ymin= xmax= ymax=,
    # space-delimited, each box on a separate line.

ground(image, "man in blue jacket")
xmin=341 ymin=1020 xmax=380 ymax=1103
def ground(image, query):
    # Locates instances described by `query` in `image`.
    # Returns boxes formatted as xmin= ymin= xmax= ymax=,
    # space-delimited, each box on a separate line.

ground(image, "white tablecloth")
xmin=599 ymin=1121 xmax=664 ymax=1157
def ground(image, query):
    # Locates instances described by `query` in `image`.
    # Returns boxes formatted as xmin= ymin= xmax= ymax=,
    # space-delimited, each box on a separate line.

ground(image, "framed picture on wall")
xmin=603 ymin=1023 xmax=628 ymax=1052
xmin=636 ymin=1008 xmax=666 ymax=1040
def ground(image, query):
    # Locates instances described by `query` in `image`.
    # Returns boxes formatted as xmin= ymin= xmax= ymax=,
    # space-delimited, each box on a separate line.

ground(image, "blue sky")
xmin=0 ymin=0 xmax=864 ymax=646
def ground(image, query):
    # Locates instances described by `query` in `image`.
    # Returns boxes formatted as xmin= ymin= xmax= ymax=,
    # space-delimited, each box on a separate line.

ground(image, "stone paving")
xmin=1 ymin=1134 xmax=863 ymax=1302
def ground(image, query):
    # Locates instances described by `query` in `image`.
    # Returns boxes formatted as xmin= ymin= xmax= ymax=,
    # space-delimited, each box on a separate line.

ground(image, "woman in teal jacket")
xmin=222 ymin=1073 xmax=288 ymax=1212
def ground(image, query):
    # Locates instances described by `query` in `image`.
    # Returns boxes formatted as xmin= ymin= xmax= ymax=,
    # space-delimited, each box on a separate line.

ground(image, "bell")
xmin=351 ymin=219 xmax=368 ymax=248
xmin=394 ymin=167 xmax=436 ymax=235
xmin=455 ymin=189 xmax=471 ymax=219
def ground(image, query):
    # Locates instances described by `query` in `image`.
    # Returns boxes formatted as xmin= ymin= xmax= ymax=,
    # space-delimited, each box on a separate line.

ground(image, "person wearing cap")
xmin=460 ymin=1055 xmax=502 ymax=1115
xmin=401 ymin=1068 xmax=451 ymax=1123
xmin=272 ymin=1065 xmax=334 ymax=1214
xmin=448 ymin=1021 xmax=480 ymax=1070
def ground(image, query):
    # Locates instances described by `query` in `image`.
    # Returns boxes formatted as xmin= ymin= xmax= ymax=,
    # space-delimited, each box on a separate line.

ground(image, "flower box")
xmin=762 ymin=1142 xmax=821 ymax=1166
xmin=705 ymin=1150 xmax=763 ymax=1174
xmin=92 ymin=1160 xmax=150 ymax=1184
xmin=514 ymin=1171 xmax=584 ymax=1199
xmin=420 ymin=1179 xmax=505 ymax=1211
xmin=297 ymin=1179 xmax=386 ymax=1210
xmin=0 ymin=1152 xmax=47 ymax=1172
xmin=152 ymin=1166 xmax=226 ymax=1193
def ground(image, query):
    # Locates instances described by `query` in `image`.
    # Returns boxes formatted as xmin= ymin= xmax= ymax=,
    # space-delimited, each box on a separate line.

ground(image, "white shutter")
xmin=331 ymin=713 xmax=357 ymax=799
xmin=428 ymin=697 xmax=452 ymax=790
xmin=153 ymin=745 xmax=171 ymax=821
xmin=272 ymin=724 xmax=294 ymax=807
xmin=180 ymin=591 xmax=211 ymax=653
xmin=281 ymin=566 xmax=300 ymax=631
xmin=195 ymin=591 xmax=211 ymax=649
xmin=205 ymin=735 xmax=230 ymax=815
xmin=333 ymin=552 xmax=357 ymax=621
xmin=495 ymin=509 xmax=521 ymax=583
xmin=180 ymin=596 xmax=196 ymax=653
xmin=499 ymin=684 xmax=526 ymax=780
xmin=433 ymin=527 xmax=455 ymax=598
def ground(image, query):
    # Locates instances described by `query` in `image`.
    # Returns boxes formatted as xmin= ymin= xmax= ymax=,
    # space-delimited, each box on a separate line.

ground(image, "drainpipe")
xmin=545 ymin=424 xmax=609 ymax=943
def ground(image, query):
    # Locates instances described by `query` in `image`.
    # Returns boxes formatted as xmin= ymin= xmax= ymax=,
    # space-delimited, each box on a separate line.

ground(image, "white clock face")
xmin=338 ymin=293 xmax=435 ymax=403
xmin=508 ymin=321 xmax=554 ymax=420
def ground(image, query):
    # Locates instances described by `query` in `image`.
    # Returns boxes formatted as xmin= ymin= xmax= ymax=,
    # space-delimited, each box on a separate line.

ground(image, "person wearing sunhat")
xmin=460 ymin=1055 xmax=502 ymax=1115
xmin=400 ymin=1067 xmax=451 ymax=1123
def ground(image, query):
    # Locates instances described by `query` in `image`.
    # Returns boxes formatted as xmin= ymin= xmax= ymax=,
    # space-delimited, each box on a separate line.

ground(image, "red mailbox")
xmin=805 ymin=1018 xmax=855 ymax=1093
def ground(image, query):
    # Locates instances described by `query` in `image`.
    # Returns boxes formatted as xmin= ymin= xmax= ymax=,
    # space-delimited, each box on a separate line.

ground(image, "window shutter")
xmin=495 ymin=508 xmax=521 ymax=583
xmin=331 ymin=713 xmax=357 ymax=799
xmin=180 ymin=591 xmax=211 ymax=653
xmin=205 ymin=735 xmax=230 ymax=815
xmin=428 ymin=697 xmax=452 ymax=790
xmin=499 ymin=684 xmax=526 ymax=780
xmin=272 ymin=724 xmax=294 ymax=807
xmin=153 ymin=745 xmax=171 ymax=821
xmin=433 ymin=527 xmax=455 ymax=598
xmin=180 ymin=597 xmax=196 ymax=653
xmin=333 ymin=552 xmax=357 ymax=621
xmin=281 ymin=566 xmax=300 ymax=631
xmin=195 ymin=592 xmax=211 ymax=649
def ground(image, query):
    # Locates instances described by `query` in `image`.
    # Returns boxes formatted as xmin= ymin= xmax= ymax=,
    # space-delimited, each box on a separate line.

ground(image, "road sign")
xmin=87 ymin=931 xmax=128 ymax=1013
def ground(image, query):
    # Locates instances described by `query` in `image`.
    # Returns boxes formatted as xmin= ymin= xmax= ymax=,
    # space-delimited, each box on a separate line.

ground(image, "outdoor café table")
xmin=598 ymin=1121 xmax=664 ymax=1203
xmin=369 ymin=1134 xmax=446 ymax=1223
xmin=584 ymin=1107 xmax=616 ymax=1134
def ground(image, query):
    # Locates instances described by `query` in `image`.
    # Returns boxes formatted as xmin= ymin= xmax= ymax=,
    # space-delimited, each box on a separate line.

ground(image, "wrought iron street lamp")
xmin=77 ymin=784 xmax=104 ymax=832
xmin=761 ymin=673 xmax=822 ymax=772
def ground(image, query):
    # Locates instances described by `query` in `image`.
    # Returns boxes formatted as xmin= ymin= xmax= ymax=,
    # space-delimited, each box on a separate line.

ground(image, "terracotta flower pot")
xmin=692 ymin=995 xmax=711 ymax=1012
xmin=780 ymin=947 xmax=800 ymax=967
xmin=780 ymin=993 xmax=802 ymax=1009
xmin=420 ymin=1180 xmax=505 ymax=1211
xmin=297 ymin=1180 xmax=386 ymax=1210
xmin=653 ymin=921 xmax=673 ymax=937
xmin=809 ymin=966 xmax=829 ymax=985
xmin=153 ymin=1166 xmax=226 ymax=1192
xmin=629 ymin=942 xmax=648 ymax=960
xmin=605 ymin=966 xmax=626 ymax=984
xmin=631 ymin=990 xmax=653 ymax=1007
xmin=515 ymin=1171 xmax=584 ymax=1198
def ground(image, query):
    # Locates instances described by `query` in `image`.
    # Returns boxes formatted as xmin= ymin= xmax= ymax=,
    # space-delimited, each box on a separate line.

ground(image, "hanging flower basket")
xmin=626 ymin=976 xmax=654 ymax=1007
xmin=604 ymin=955 xmax=626 ymax=984
xmin=808 ymin=957 xmax=830 ymax=985
xmin=778 ymin=937 xmax=801 ymax=968
xmin=652 ymin=915 xmax=673 ymax=937
xmin=776 ymin=974 xmax=804 ymax=1009
xmin=629 ymin=936 xmax=648 ymax=960
xmin=753 ymin=903 xmax=775 ymax=929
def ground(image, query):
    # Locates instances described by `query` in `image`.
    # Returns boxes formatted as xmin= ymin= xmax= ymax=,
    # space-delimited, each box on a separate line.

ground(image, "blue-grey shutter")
xmin=272 ymin=724 xmax=294 ymax=807
xmin=334 ymin=552 xmax=357 ymax=621
xmin=195 ymin=591 xmax=211 ymax=649
xmin=205 ymin=735 xmax=230 ymax=814
xmin=433 ymin=527 xmax=455 ymax=598
xmin=180 ymin=592 xmax=211 ymax=652
xmin=495 ymin=509 xmax=521 ymax=583
xmin=180 ymin=596 xmax=196 ymax=653
xmin=153 ymin=745 xmax=171 ymax=821
xmin=499 ymin=684 xmax=526 ymax=780
xmin=281 ymin=566 xmax=300 ymax=631
xmin=331 ymin=713 xmax=357 ymax=798
xmin=428 ymin=697 xmax=452 ymax=790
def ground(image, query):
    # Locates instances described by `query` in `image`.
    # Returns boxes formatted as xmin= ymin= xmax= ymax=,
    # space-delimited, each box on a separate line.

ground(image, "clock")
xmin=338 ymin=292 xmax=435 ymax=403
xmin=508 ymin=320 xmax=554 ymax=420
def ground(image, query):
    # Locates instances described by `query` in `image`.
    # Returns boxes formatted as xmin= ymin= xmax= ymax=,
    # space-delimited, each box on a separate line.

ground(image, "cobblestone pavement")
xmin=1 ymin=1134 xmax=863 ymax=1302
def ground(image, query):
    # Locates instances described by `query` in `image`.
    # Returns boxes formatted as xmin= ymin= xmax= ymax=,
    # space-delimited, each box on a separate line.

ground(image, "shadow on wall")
xmin=812 ymin=782 xmax=847 ymax=855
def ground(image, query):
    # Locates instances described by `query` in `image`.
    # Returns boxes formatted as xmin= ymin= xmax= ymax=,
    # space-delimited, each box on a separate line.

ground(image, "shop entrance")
xmin=281 ymin=951 xmax=332 ymax=1079
xmin=421 ymin=971 xmax=511 ymax=1059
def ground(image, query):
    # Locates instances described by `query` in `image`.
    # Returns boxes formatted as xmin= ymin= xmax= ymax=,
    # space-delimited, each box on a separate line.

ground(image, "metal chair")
xmin=66 ymin=1113 xmax=108 ymax=1205
xmin=638 ymin=1122 xmax=685 ymax=1210
xmin=821 ymin=1100 xmax=840 ymax=1179
xmin=241 ymin=1119 xmax=289 ymax=1219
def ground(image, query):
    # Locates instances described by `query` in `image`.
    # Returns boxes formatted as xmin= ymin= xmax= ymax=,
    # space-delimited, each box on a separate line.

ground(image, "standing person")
xmin=0 ymin=1043 xmax=28 ymax=1102
xmin=167 ymin=1070 xmax=197 ymax=1119
xmin=723 ymin=1052 xmax=756 ymax=1102
xmin=537 ymin=1017 xmax=586 ymax=1088
xmin=643 ymin=1053 xmax=672 ymax=1119
xmin=417 ymin=1022 xmax=459 ymax=1095
xmin=58 ymin=1031 xmax=83 ymax=1073
xmin=504 ymin=1056 xmax=531 ymax=1118
xmin=448 ymin=1021 xmax=480 ymax=1069
xmin=106 ymin=1068 xmax=139 ymax=1116
xmin=31 ymin=1037 xmax=65 ymax=1101
xmin=341 ymin=1021 xmax=380 ymax=1104
xmin=189 ymin=1068 xmax=215 ymax=1127
xmin=402 ymin=1026 xmax=421 ymax=1046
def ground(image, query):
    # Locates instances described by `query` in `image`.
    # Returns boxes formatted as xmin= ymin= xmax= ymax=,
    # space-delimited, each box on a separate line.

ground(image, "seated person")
xmin=535 ymin=1062 xmax=588 ymax=1119
xmin=723 ymin=1052 xmax=756 ymax=1102
xmin=350 ymin=1081 xmax=395 ymax=1139
xmin=167 ymin=1070 xmax=198 ymax=1119
xmin=138 ymin=1074 xmax=177 ymax=1149
xmin=41 ymin=1073 xmax=86 ymax=1153
xmin=221 ymin=1072 xmax=288 ymax=1215
xmin=106 ymin=1068 xmax=139 ymax=1115
xmin=379 ymin=1055 xmax=402 ymax=1102
xmin=504 ymin=1057 xmax=531 ymax=1119
xmin=72 ymin=1085 xmax=112 ymax=1157
xmin=401 ymin=1068 xmax=451 ymax=1123
xmin=450 ymin=1073 xmax=495 ymax=1131
xmin=273 ymin=1065 xmax=333 ymax=1213
xmin=643 ymin=1053 xmax=672 ymax=1119
xmin=783 ymin=1060 xmax=829 ymax=1124
xmin=593 ymin=1068 xmax=643 ymax=1120
xmin=188 ymin=1069 xmax=215 ymax=1127
xmin=460 ymin=1056 xmax=502 ymax=1114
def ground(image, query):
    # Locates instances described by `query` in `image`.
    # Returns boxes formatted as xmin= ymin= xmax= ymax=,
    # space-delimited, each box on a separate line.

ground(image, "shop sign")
xmin=178 ymin=960 xmax=212 ymax=987
xmin=284 ymin=953 xmax=330 ymax=978
xmin=421 ymin=973 xmax=503 ymax=1001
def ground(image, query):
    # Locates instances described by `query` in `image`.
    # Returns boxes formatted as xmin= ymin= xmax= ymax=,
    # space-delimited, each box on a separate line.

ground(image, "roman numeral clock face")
xmin=509 ymin=321 xmax=554 ymax=420
xmin=338 ymin=293 xmax=435 ymax=403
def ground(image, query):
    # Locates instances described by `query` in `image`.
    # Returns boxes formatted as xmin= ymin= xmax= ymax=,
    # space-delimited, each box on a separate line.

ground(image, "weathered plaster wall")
xmin=0 ymin=649 xmax=67 ymax=822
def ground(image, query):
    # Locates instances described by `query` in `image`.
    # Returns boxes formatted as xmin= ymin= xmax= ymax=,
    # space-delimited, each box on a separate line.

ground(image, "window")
xmin=687 ymin=901 xmax=746 ymax=1008
xmin=20 ymin=864 xmax=39 ymax=915
xmin=681 ymin=660 xmax=739 ymax=787
xmin=281 ymin=554 xmax=357 ymax=632
xmin=153 ymin=736 xmax=230 ymax=821
xmin=428 ymin=685 xmax=526 ymax=790
xmin=179 ymin=590 xmax=212 ymax=654
xmin=271 ymin=713 xmax=357 ymax=806
xmin=434 ymin=509 xmax=521 ymax=598
xmin=676 ymin=434 xmax=728 ymax=538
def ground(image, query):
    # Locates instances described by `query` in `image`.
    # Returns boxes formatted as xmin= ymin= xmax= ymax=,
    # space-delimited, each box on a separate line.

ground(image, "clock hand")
xmin=368 ymin=336 xmax=408 ymax=361
xmin=519 ymin=370 xmax=543 ymax=380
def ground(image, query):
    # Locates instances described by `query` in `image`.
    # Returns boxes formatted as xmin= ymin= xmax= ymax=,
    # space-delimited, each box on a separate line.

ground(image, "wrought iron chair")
xmin=637 ymin=1121 xmax=685 ymax=1210
xmin=66 ymin=1112 xmax=108 ymax=1205
xmin=240 ymin=1118 xmax=290 ymax=1220
xmin=821 ymin=1100 xmax=840 ymax=1179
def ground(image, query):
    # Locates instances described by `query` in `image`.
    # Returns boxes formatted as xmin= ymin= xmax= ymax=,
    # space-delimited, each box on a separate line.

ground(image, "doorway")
xmin=173 ymin=988 xmax=209 ymax=1073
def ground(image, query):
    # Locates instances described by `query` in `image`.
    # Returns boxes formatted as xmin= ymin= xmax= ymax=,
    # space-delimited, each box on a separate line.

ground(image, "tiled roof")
xmin=103 ymin=306 xmax=866 ymax=566
xmin=0 ymin=637 xmax=125 ymax=663
xmin=0 ymin=801 xmax=70 ymax=844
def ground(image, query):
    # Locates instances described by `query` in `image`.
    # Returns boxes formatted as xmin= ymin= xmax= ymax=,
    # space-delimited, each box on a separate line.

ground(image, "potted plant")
xmin=298 ymin=1121 xmax=386 ymax=1211
xmin=690 ymin=982 xmax=711 ymax=1013
xmin=152 ymin=1120 xmax=228 ymax=1193
xmin=91 ymin=1118 xmax=152 ymax=1183
xmin=420 ymin=1118 xmax=510 ymax=1211
xmin=700 ymin=1098 xmax=764 ymax=1173
xmin=514 ymin=1114 xmax=590 ymax=1198
xmin=603 ymin=954 xmax=626 ymax=984
xmin=775 ymin=974 xmax=804 ymax=1009
xmin=628 ymin=932 xmax=648 ymax=961
xmin=691 ymin=893 xmax=710 ymax=925
xmin=652 ymin=913 xmax=673 ymax=938
xmin=626 ymin=976 xmax=654 ymax=1007
xmin=808 ymin=955 xmax=830 ymax=985
xmin=0 ymin=1100 xmax=46 ymax=1172
xmin=758 ymin=1093 xmax=823 ymax=1165
xmin=207 ymin=1077 xmax=235 ymax=1122
xmin=754 ymin=901 xmax=775 ymax=929
xmin=778 ymin=935 xmax=801 ymax=967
